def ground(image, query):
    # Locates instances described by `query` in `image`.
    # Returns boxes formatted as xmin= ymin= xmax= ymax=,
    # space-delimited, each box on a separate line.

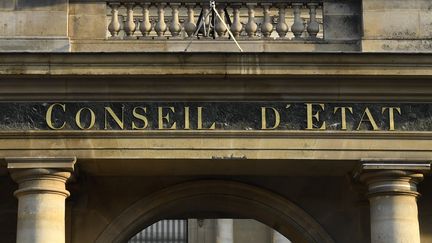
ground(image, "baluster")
xmin=200 ymin=3 xmax=211 ymax=37
xmin=169 ymin=3 xmax=181 ymax=38
xmin=123 ymin=2 xmax=136 ymax=39
xmin=139 ymin=3 xmax=152 ymax=37
xmin=291 ymin=3 xmax=305 ymax=39
xmin=184 ymin=3 xmax=196 ymax=37
xmin=215 ymin=4 xmax=227 ymax=38
xmin=261 ymin=3 xmax=273 ymax=38
xmin=307 ymin=3 xmax=320 ymax=39
xmin=154 ymin=3 xmax=167 ymax=38
xmin=108 ymin=2 xmax=121 ymax=39
xmin=245 ymin=3 xmax=258 ymax=38
xmin=276 ymin=4 xmax=288 ymax=38
xmin=230 ymin=3 xmax=242 ymax=38
xmin=205 ymin=4 xmax=211 ymax=33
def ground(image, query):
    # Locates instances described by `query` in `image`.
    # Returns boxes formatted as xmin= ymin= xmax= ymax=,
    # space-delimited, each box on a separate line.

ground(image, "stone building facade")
xmin=0 ymin=0 xmax=432 ymax=243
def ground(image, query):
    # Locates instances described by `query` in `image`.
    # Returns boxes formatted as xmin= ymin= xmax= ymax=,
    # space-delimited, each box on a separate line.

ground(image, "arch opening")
xmin=96 ymin=180 xmax=334 ymax=243
xmin=128 ymin=218 xmax=292 ymax=243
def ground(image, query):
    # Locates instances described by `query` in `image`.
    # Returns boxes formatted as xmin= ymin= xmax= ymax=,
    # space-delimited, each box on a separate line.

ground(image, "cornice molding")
xmin=6 ymin=157 xmax=76 ymax=172
xmin=1 ymin=52 xmax=432 ymax=77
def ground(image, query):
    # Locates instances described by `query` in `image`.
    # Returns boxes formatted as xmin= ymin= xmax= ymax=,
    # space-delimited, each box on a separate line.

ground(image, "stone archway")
xmin=96 ymin=180 xmax=334 ymax=243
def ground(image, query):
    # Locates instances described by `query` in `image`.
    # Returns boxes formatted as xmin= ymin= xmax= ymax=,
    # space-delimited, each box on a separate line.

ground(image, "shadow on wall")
xmin=418 ymin=177 xmax=432 ymax=242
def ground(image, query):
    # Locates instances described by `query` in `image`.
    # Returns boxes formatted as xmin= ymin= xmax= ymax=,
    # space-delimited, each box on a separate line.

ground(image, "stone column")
xmin=357 ymin=162 xmax=430 ymax=243
xmin=7 ymin=157 xmax=76 ymax=243
xmin=216 ymin=219 xmax=233 ymax=243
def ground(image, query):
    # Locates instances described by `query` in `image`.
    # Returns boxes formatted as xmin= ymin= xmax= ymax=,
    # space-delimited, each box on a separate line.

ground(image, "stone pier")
xmin=357 ymin=162 xmax=430 ymax=243
xmin=7 ymin=157 xmax=76 ymax=243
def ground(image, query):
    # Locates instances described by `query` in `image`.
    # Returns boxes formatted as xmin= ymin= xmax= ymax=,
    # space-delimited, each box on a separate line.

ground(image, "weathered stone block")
xmin=69 ymin=2 xmax=107 ymax=40
xmin=362 ymin=39 xmax=432 ymax=52
xmin=361 ymin=0 xmax=432 ymax=51
xmin=0 ymin=11 xmax=67 ymax=36
xmin=363 ymin=10 xmax=419 ymax=39
xmin=324 ymin=0 xmax=360 ymax=15
xmin=0 ymin=37 xmax=70 ymax=52
xmin=16 ymin=0 xmax=67 ymax=11
xmin=0 ymin=0 xmax=15 ymax=10
xmin=323 ymin=0 xmax=362 ymax=41
xmin=324 ymin=15 xmax=361 ymax=40
xmin=69 ymin=14 xmax=107 ymax=40
xmin=69 ymin=2 xmax=106 ymax=15
xmin=419 ymin=10 xmax=432 ymax=38
xmin=0 ymin=12 xmax=17 ymax=36
xmin=363 ymin=0 xmax=432 ymax=11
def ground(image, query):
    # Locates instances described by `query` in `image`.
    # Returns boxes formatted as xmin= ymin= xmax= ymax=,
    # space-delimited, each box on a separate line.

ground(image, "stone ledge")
xmin=6 ymin=157 xmax=76 ymax=171
xmin=1 ymin=52 xmax=432 ymax=76
xmin=362 ymin=39 xmax=432 ymax=52
xmin=353 ymin=160 xmax=431 ymax=178
xmin=70 ymin=39 xmax=360 ymax=52
xmin=0 ymin=37 xmax=70 ymax=52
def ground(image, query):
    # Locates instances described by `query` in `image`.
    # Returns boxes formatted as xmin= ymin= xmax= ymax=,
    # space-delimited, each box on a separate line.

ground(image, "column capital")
xmin=353 ymin=160 xmax=430 ymax=197
xmin=6 ymin=157 xmax=76 ymax=197
xmin=354 ymin=160 xmax=430 ymax=243
xmin=360 ymin=170 xmax=424 ymax=197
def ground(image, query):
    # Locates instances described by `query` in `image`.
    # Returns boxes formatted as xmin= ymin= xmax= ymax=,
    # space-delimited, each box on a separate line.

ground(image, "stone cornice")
xmin=353 ymin=160 xmax=431 ymax=180
xmin=6 ymin=157 xmax=76 ymax=172
xmin=1 ymin=52 xmax=432 ymax=77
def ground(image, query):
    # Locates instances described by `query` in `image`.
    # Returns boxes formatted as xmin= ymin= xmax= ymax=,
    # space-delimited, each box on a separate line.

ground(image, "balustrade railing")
xmin=106 ymin=1 xmax=323 ymax=40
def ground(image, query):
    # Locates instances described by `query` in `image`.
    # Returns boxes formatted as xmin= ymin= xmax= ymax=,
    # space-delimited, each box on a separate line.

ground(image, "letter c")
xmin=45 ymin=103 xmax=66 ymax=130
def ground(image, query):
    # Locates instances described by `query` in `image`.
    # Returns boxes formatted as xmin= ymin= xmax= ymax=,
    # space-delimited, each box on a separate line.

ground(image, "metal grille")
xmin=128 ymin=220 xmax=188 ymax=243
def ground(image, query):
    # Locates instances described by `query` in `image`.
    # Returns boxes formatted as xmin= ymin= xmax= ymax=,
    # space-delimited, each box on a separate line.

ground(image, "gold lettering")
xmin=75 ymin=107 xmax=96 ymax=130
xmin=158 ymin=107 xmax=176 ymax=129
xmin=306 ymin=103 xmax=326 ymax=130
xmin=132 ymin=107 xmax=148 ymax=130
xmin=334 ymin=107 xmax=353 ymax=130
xmin=356 ymin=107 xmax=379 ymax=131
xmin=197 ymin=107 xmax=216 ymax=130
xmin=45 ymin=103 xmax=66 ymax=130
xmin=261 ymin=107 xmax=280 ymax=130
xmin=184 ymin=106 xmax=190 ymax=130
xmin=382 ymin=107 xmax=402 ymax=131
xmin=104 ymin=107 xmax=124 ymax=129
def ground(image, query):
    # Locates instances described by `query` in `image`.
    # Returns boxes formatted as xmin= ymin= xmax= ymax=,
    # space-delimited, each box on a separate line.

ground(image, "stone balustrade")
xmin=106 ymin=1 xmax=323 ymax=40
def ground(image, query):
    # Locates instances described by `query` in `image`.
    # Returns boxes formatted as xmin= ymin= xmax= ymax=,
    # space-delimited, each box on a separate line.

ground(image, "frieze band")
xmin=0 ymin=102 xmax=428 ymax=131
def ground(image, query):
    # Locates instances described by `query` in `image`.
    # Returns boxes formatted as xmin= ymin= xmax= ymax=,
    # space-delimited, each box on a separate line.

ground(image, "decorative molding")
xmin=6 ymin=157 xmax=76 ymax=172
xmin=353 ymin=160 xmax=431 ymax=179
xmin=1 ymin=53 xmax=432 ymax=77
